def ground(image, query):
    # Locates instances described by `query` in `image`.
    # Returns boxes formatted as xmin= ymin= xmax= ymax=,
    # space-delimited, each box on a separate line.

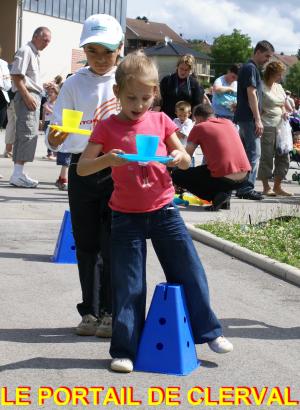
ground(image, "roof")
xmin=144 ymin=42 xmax=213 ymax=60
xmin=187 ymin=40 xmax=212 ymax=55
xmin=273 ymin=53 xmax=298 ymax=67
xmin=126 ymin=17 xmax=187 ymax=45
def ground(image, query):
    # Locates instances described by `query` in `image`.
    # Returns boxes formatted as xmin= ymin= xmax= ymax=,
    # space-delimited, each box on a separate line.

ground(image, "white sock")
xmin=13 ymin=164 xmax=24 ymax=177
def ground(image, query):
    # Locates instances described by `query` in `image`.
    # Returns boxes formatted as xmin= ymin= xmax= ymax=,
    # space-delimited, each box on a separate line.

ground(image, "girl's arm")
xmin=44 ymin=102 xmax=53 ymax=115
xmin=166 ymin=132 xmax=191 ymax=170
xmin=77 ymin=142 xmax=127 ymax=176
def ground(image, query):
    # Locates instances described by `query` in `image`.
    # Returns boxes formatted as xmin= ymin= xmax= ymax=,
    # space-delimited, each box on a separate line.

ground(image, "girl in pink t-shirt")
xmin=78 ymin=52 xmax=233 ymax=373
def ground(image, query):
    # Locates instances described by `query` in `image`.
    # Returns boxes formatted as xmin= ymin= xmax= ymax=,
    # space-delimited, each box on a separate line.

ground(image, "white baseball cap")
xmin=79 ymin=14 xmax=124 ymax=50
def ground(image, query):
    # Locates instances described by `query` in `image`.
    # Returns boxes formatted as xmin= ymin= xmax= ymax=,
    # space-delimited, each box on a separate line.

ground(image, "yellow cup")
xmin=62 ymin=109 xmax=83 ymax=129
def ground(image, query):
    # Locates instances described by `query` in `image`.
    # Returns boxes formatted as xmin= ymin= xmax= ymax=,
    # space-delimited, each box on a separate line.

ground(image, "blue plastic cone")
xmin=52 ymin=210 xmax=77 ymax=264
xmin=134 ymin=283 xmax=200 ymax=375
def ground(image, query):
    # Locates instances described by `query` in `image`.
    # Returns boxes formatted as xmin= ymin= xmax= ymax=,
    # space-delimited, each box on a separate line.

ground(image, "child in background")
xmin=47 ymin=14 xmax=124 ymax=337
xmin=172 ymin=101 xmax=195 ymax=196
xmin=42 ymin=85 xmax=59 ymax=160
xmin=44 ymin=80 xmax=71 ymax=190
xmin=293 ymin=131 xmax=300 ymax=152
xmin=77 ymin=52 xmax=233 ymax=373
xmin=173 ymin=100 xmax=194 ymax=146
xmin=292 ymin=131 xmax=300 ymax=161
xmin=55 ymin=151 xmax=72 ymax=191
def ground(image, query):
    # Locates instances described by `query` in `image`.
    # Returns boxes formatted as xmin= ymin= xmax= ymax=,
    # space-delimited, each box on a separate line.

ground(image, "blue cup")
xmin=136 ymin=134 xmax=159 ymax=157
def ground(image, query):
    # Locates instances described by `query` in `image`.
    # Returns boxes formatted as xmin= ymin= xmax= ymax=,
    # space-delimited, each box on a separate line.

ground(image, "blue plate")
xmin=118 ymin=153 xmax=173 ymax=164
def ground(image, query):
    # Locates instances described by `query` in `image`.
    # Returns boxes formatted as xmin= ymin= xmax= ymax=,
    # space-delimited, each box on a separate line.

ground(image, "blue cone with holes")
xmin=134 ymin=283 xmax=200 ymax=375
xmin=52 ymin=210 xmax=77 ymax=264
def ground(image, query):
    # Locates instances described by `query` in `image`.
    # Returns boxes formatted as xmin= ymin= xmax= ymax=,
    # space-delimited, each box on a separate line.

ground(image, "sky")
xmin=126 ymin=0 xmax=300 ymax=54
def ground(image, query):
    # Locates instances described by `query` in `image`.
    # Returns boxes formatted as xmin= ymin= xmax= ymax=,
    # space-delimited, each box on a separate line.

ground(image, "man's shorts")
xmin=13 ymin=91 xmax=41 ymax=163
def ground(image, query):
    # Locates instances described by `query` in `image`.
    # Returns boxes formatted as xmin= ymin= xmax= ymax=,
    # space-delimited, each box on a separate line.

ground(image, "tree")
xmin=284 ymin=62 xmax=300 ymax=96
xmin=297 ymin=48 xmax=300 ymax=61
xmin=211 ymin=29 xmax=252 ymax=78
xmin=187 ymin=39 xmax=212 ymax=55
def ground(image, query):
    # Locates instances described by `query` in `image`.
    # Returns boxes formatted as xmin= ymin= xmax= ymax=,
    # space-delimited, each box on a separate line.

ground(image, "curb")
xmin=186 ymin=223 xmax=300 ymax=287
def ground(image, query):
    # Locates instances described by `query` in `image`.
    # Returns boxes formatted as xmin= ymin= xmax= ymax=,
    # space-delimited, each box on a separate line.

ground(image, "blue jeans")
xmin=109 ymin=203 xmax=222 ymax=361
xmin=236 ymin=121 xmax=261 ymax=195
xmin=57 ymin=151 xmax=71 ymax=166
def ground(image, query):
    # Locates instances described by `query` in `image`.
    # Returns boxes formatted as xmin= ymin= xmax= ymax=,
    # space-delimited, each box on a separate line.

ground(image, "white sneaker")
xmin=10 ymin=174 xmax=38 ymax=188
xmin=75 ymin=314 xmax=98 ymax=336
xmin=95 ymin=312 xmax=112 ymax=338
xmin=111 ymin=358 xmax=133 ymax=373
xmin=208 ymin=336 xmax=233 ymax=353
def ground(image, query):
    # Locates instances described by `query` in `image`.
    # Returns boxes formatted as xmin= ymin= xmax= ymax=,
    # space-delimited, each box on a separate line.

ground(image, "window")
xmin=29 ymin=0 xmax=38 ymax=12
xmin=37 ymin=0 xmax=46 ymax=14
xmin=86 ymin=0 xmax=93 ymax=18
xmin=99 ymin=0 xmax=106 ymax=14
xmin=23 ymin=0 xmax=125 ymax=28
xmin=53 ymin=0 xmax=60 ymax=17
xmin=45 ymin=0 xmax=53 ymax=15
xmin=92 ymin=0 xmax=99 ymax=14
xmin=66 ymin=0 xmax=74 ymax=20
xmin=72 ymin=0 xmax=80 ymax=21
xmin=59 ymin=0 xmax=67 ymax=18
xmin=79 ymin=0 xmax=87 ymax=22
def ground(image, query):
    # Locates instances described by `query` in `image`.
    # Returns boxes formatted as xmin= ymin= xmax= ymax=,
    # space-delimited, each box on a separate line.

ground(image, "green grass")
xmin=197 ymin=216 xmax=300 ymax=269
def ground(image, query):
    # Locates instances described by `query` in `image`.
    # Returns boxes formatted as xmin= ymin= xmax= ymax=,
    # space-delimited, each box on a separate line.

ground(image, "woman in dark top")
xmin=159 ymin=54 xmax=204 ymax=119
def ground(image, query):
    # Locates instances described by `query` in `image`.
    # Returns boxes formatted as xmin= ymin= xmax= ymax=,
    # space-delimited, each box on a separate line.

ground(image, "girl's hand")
xmin=106 ymin=149 xmax=129 ymax=167
xmin=282 ymin=111 xmax=289 ymax=121
xmin=48 ymin=127 xmax=69 ymax=147
xmin=165 ymin=132 xmax=191 ymax=169
xmin=44 ymin=105 xmax=53 ymax=115
xmin=167 ymin=149 xmax=188 ymax=168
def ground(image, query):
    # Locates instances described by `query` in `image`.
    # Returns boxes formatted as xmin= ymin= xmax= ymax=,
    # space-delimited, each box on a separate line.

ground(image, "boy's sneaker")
xmin=55 ymin=178 xmax=68 ymax=191
xmin=75 ymin=314 xmax=98 ymax=336
xmin=10 ymin=174 xmax=38 ymax=188
xmin=208 ymin=336 xmax=233 ymax=353
xmin=111 ymin=358 xmax=133 ymax=373
xmin=3 ymin=151 xmax=12 ymax=158
xmin=96 ymin=312 xmax=112 ymax=338
xmin=43 ymin=154 xmax=56 ymax=161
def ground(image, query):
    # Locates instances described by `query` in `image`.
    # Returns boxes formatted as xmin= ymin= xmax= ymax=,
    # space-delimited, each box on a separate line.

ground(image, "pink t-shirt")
xmin=89 ymin=111 xmax=177 ymax=213
xmin=187 ymin=118 xmax=251 ymax=177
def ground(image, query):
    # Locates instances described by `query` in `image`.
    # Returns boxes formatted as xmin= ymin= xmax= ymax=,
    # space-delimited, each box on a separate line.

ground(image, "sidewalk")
xmin=1 ymin=129 xmax=300 ymax=261
xmin=0 ymin=131 xmax=299 ymax=408
xmin=1 ymin=130 xmax=299 ymax=222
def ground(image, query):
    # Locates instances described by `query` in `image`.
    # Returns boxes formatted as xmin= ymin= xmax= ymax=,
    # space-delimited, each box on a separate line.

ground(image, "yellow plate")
xmin=49 ymin=124 xmax=92 ymax=136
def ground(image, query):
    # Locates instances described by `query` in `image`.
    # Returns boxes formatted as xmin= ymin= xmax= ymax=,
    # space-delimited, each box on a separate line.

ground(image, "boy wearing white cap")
xmin=47 ymin=14 xmax=123 ymax=337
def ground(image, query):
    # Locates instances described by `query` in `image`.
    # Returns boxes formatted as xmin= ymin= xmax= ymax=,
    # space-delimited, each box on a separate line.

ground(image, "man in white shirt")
xmin=10 ymin=26 xmax=51 ymax=188
xmin=0 ymin=44 xmax=11 ymax=128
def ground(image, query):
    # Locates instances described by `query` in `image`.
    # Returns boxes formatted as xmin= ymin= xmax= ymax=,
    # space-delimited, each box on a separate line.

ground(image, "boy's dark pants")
xmin=68 ymin=154 xmax=113 ymax=317
xmin=172 ymin=165 xmax=246 ymax=201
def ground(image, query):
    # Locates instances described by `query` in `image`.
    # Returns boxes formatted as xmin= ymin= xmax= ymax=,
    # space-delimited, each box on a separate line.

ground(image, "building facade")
xmin=144 ymin=42 xmax=214 ymax=84
xmin=0 ymin=0 xmax=126 ymax=82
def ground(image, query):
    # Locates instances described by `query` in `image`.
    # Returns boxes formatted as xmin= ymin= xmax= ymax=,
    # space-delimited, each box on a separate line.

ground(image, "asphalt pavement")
xmin=0 ymin=131 xmax=299 ymax=409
